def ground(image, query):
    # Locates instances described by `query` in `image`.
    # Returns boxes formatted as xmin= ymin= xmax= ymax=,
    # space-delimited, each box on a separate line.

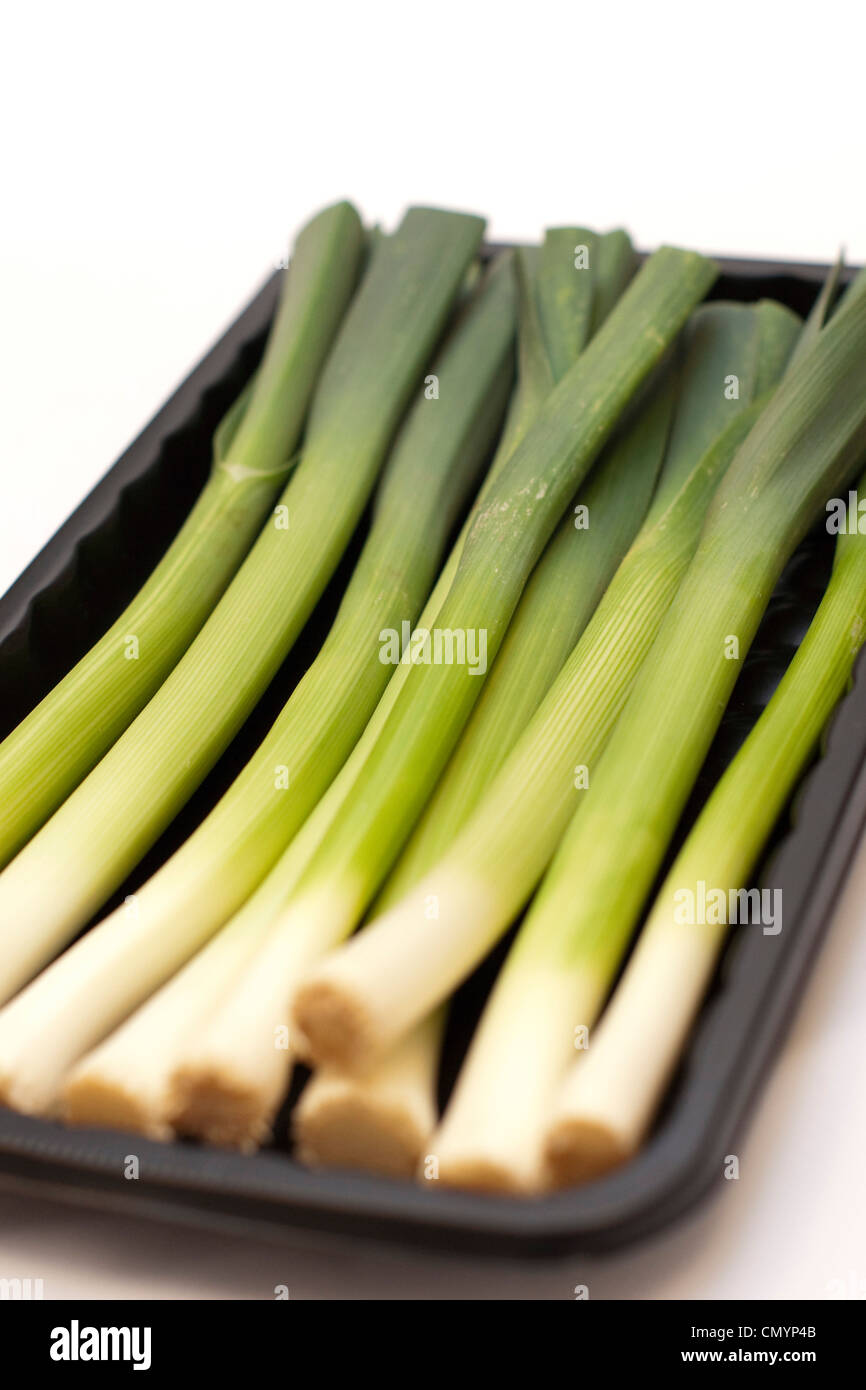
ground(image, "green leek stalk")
xmin=271 ymin=246 xmax=715 ymax=937
xmin=292 ymin=300 xmax=802 ymax=1078
xmin=535 ymin=226 xmax=596 ymax=377
xmin=426 ymin=290 xmax=866 ymax=1194
xmin=292 ymin=384 xmax=675 ymax=1172
xmin=229 ymin=245 xmax=708 ymax=1003
xmin=380 ymin=291 xmax=802 ymax=905
xmin=80 ymin=242 xmax=713 ymax=1151
xmin=0 ymin=207 xmax=485 ymax=1005
xmin=544 ymin=478 xmax=866 ymax=1185
xmin=0 ymin=256 xmax=514 ymax=1118
xmin=176 ymin=247 xmax=715 ymax=1150
xmin=590 ymin=230 xmax=637 ymax=331
xmin=292 ymin=238 xmax=665 ymax=1174
xmin=57 ymin=246 xmax=559 ymax=1147
xmin=376 ymin=329 xmax=672 ymax=911
xmin=55 ymin=235 xmax=620 ymax=1148
xmin=0 ymin=202 xmax=365 ymax=869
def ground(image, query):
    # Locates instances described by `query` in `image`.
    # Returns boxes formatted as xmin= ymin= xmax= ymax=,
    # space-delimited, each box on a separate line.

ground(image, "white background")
xmin=1 ymin=0 xmax=865 ymax=1299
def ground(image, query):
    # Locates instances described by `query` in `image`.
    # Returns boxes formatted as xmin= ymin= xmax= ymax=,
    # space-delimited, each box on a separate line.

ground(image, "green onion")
xmin=544 ymin=471 xmax=866 ymax=1185
xmin=426 ymin=287 xmax=866 ymax=1193
xmin=0 ymin=253 xmax=514 ymax=1119
xmin=292 ymin=299 xmax=800 ymax=1080
xmin=0 ymin=202 xmax=365 ymax=869
xmin=0 ymin=207 xmax=485 ymax=1005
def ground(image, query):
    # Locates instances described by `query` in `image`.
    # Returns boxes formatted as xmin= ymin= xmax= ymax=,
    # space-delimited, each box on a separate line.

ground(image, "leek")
xmin=177 ymin=247 xmax=715 ymax=1148
xmin=293 ymin=1011 xmax=446 ymax=1180
xmin=0 ymin=256 xmax=514 ymax=1118
xmin=250 ymin=246 xmax=712 ymax=1015
xmin=544 ymin=474 xmax=866 ymax=1185
xmin=58 ymin=247 xmax=555 ymax=1146
xmin=0 ymin=207 xmax=484 ymax=1003
xmin=590 ymin=230 xmax=637 ymax=332
xmin=292 ymin=239 xmax=669 ymax=1174
xmin=292 ymin=300 xmax=801 ymax=1077
xmin=291 ymin=379 xmax=674 ymax=1172
xmin=535 ymin=226 xmax=596 ymax=378
xmin=427 ymin=289 xmax=866 ymax=1193
xmin=377 ymin=335 xmax=674 ymax=914
xmin=0 ymin=201 xmax=364 ymax=868
xmin=100 ymin=243 xmax=713 ymax=1150
xmin=277 ymin=246 xmax=715 ymax=946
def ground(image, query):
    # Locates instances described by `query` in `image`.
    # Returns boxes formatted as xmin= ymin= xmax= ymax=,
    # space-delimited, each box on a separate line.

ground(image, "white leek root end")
xmin=293 ymin=1013 xmax=442 ymax=1178
xmin=62 ymin=1070 xmax=174 ymax=1143
xmin=543 ymin=1117 xmax=634 ymax=1188
xmin=294 ymin=1078 xmax=428 ymax=1180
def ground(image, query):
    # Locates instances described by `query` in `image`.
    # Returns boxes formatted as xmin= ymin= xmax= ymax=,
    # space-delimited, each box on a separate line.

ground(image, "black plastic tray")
xmin=1 ymin=252 xmax=864 ymax=1258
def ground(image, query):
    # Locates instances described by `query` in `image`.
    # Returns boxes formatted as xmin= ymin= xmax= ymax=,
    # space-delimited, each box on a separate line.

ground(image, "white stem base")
xmin=0 ymin=849 xmax=249 ymax=1115
xmin=427 ymin=964 xmax=599 ymax=1195
xmin=293 ymin=1013 xmax=443 ymax=1178
xmin=171 ymin=884 xmax=356 ymax=1149
xmin=62 ymin=907 xmax=273 ymax=1139
xmin=293 ymin=867 xmax=497 ymax=1072
xmin=544 ymin=918 xmax=721 ymax=1186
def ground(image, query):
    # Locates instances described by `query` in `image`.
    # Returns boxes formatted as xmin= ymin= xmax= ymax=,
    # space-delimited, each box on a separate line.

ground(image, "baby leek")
xmin=0 ymin=201 xmax=364 ymax=868
xmin=590 ymin=230 xmax=637 ymax=331
xmin=292 ymin=300 xmax=801 ymax=1077
xmin=0 ymin=256 xmax=515 ymax=1118
xmin=0 ymin=207 xmax=485 ymax=1004
xmin=544 ymin=473 xmax=866 ymax=1185
xmin=57 ymin=247 xmax=554 ymax=1146
xmin=292 ymin=239 xmax=669 ymax=1174
xmin=427 ymin=289 xmax=866 ymax=1193
xmin=292 ymin=376 xmax=676 ymax=1171
xmin=175 ymin=247 xmax=715 ymax=1148
xmin=69 ymin=242 xmax=713 ymax=1150
xmin=535 ymin=226 xmax=596 ymax=378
